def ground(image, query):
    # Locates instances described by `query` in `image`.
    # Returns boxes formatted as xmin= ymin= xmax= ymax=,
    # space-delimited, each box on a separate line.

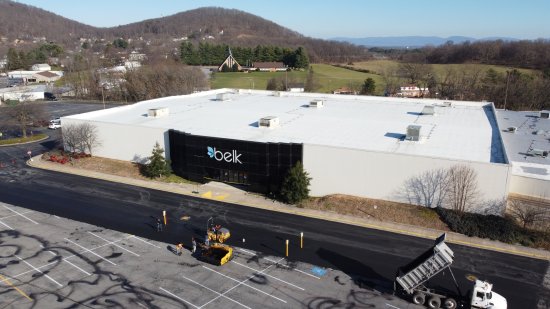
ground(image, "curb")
xmin=27 ymin=156 xmax=550 ymax=261
xmin=0 ymin=135 xmax=49 ymax=147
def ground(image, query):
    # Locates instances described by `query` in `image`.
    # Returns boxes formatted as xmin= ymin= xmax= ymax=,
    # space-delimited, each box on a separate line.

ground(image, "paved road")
xmin=1 ymin=102 xmax=549 ymax=308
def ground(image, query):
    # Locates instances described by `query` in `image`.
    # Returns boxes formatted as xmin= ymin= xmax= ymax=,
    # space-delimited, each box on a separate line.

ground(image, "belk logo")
xmin=207 ymin=146 xmax=242 ymax=164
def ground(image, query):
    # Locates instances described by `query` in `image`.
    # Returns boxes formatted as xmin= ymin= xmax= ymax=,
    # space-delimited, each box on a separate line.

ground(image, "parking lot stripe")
xmin=2 ymin=205 xmax=39 ymax=224
xmin=0 ymin=219 xmax=13 ymax=230
xmin=231 ymin=261 xmax=305 ymax=291
xmin=46 ymin=250 xmax=92 ymax=276
xmin=130 ymin=235 xmax=161 ymax=248
xmin=294 ymin=268 xmax=321 ymax=280
xmin=203 ymin=262 xmax=287 ymax=304
xmin=0 ymin=273 xmax=33 ymax=301
xmin=88 ymin=231 xmax=140 ymax=257
xmin=15 ymin=255 xmax=63 ymax=288
xmin=64 ymin=238 xmax=117 ymax=266
xmin=159 ymin=287 xmax=200 ymax=309
xmin=180 ymin=275 xmax=251 ymax=309
xmin=13 ymin=235 xmax=133 ymax=279
xmin=0 ymin=210 xmax=33 ymax=220
xmin=237 ymin=248 xmax=256 ymax=256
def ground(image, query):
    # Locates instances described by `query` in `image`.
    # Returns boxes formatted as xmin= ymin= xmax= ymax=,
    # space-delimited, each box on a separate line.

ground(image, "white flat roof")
xmin=496 ymin=110 xmax=550 ymax=180
xmin=67 ymin=89 xmax=504 ymax=163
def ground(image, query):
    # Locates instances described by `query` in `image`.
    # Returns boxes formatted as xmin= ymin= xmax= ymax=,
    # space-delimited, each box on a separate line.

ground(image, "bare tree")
xmin=508 ymin=199 xmax=549 ymax=229
xmin=62 ymin=123 xmax=101 ymax=155
xmin=404 ymin=168 xmax=449 ymax=208
xmin=4 ymin=100 xmax=47 ymax=138
xmin=446 ymin=165 xmax=479 ymax=213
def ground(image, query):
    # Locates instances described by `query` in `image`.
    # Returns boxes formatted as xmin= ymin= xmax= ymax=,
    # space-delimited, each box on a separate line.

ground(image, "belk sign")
xmin=207 ymin=146 xmax=242 ymax=164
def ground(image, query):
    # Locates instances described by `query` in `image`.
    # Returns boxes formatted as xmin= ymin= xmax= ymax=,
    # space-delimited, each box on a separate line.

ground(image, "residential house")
xmin=34 ymin=71 xmax=61 ymax=83
xmin=397 ymin=85 xmax=429 ymax=98
xmin=31 ymin=63 xmax=51 ymax=71
xmin=253 ymin=62 xmax=287 ymax=72
xmin=287 ymin=83 xmax=305 ymax=92
xmin=332 ymin=87 xmax=357 ymax=95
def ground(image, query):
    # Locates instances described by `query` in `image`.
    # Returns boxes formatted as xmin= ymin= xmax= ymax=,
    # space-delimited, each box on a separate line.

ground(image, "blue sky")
xmin=14 ymin=0 xmax=550 ymax=39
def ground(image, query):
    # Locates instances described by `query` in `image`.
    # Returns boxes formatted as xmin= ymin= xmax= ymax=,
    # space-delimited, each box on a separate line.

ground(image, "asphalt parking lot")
xmin=0 ymin=202 xmax=416 ymax=309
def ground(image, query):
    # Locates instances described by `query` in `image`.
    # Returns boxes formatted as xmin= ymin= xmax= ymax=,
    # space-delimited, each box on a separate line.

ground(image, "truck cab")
xmin=471 ymin=280 xmax=507 ymax=309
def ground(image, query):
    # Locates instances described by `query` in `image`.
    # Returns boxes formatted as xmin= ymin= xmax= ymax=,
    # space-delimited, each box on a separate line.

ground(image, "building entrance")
xmin=206 ymin=168 xmax=249 ymax=185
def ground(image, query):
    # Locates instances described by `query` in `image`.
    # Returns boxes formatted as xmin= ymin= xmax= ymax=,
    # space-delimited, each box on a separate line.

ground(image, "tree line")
xmin=5 ymin=43 xmax=64 ymax=70
xmin=180 ymin=42 xmax=310 ymax=69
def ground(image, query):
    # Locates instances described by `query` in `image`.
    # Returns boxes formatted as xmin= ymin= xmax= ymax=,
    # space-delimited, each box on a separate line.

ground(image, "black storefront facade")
xmin=168 ymin=130 xmax=303 ymax=194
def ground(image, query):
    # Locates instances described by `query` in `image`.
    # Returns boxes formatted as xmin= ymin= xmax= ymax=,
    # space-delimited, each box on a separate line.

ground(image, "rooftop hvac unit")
xmin=508 ymin=127 xmax=517 ymax=133
xmin=421 ymin=105 xmax=435 ymax=115
xmin=530 ymin=148 xmax=548 ymax=158
xmin=147 ymin=107 xmax=169 ymax=118
xmin=273 ymin=91 xmax=281 ymax=97
xmin=540 ymin=110 xmax=550 ymax=119
xmin=310 ymin=99 xmax=324 ymax=108
xmin=406 ymin=125 xmax=422 ymax=141
xmin=216 ymin=93 xmax=230 ymax=101
xmin=443 ymin=101 xmax=452 ymax=107
xmin=259 ymin=116 xmax=280 ymax=128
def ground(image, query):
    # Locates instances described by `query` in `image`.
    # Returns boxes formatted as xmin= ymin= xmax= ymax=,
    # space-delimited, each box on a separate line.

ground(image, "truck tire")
xmin=443 ymin=298 xmax=457 ymax=309
xmin=427 ymin=296 xmax=441 ymax=309
xmin=412 ymin=292 xmax=425 ymax=305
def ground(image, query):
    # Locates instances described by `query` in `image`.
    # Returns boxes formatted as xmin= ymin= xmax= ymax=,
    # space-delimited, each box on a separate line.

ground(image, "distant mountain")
xmin=0 ymin=1 xmax=369 ymax=62
xmin=331 ymin=36 xmax=520 ymax=48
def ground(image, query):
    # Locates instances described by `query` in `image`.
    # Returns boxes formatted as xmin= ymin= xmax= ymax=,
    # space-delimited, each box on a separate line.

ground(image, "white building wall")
xmin=60 ymin=118 xmax=168 ymax=163
xmin=509 ymin=175 xmax=550 ymax=200
xmin=303 ymin=144 xmax=511 ymax=214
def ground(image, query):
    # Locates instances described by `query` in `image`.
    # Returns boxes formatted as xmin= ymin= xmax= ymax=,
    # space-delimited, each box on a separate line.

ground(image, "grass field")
xmin=209 ymin=60 xmax=534 ymax=95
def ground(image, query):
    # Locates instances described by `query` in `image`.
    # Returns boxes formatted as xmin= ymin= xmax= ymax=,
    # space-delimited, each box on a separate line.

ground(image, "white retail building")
xmin=62 ymin=89 xmax=544 ymax=214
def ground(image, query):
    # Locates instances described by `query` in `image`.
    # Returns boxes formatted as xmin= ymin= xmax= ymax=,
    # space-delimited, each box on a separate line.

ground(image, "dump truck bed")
xmin=198 ymin=243 xmax=233 ymax=266
xmin=395 ymin=234 xmax=454 ymax=294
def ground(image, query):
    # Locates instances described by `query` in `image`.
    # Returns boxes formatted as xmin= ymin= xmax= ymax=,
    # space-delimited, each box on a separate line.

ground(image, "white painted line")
xmin=13 ymin=235 xmax=133 ymax=279
xmin=2 ymin=205 xmax=38 ymax=224
xmin=136 ymin=302 xmax=148 ymax=309
xmin=54 ymin=215 xmax=60 ymax=219
xmin=0 ymin=210 xmax=33 ymax=220
xmin=181 ymin=275 xmax=251 ymax=309
xmin=237 ymin=248 xmax=256 ymax=256
xmin=264 ymin=257 xmax=279 ymax=264
xmin=385 ymin=304 xmax=401 ymax=309
xmin=0 ymin=219 xmax=13 ymax=230
xmin=88 ymin=231 xmax=140 ymax=257
xmin=231 ymin=260 xmax=305 ymax=291
xmin=46 ymin=250 xmax=92 ymax=276
xmin=203 ymin=262 xmax=287 ymax=304
xmin=159 ymin=287 xmax=200 ymax=309
xmin=130 ymin=235 xmax=161 ymax=248
xmin=64 ymin=238 xmax=117 ymax=266
xmin=294 ymin=268 xmax=321 ymax=280
xmin=15 ymin=255 xmax=63 ymax=288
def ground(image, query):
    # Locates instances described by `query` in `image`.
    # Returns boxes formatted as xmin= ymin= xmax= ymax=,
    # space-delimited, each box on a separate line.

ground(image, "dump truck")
xmin=195 ymin=218 xmax=233 ymax=266
xmin=394 ymin=234 xmax=507 ymax=309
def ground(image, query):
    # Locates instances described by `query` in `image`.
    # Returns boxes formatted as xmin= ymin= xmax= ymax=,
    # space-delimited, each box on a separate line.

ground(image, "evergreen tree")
xmin=280 ymin=161 xmax=311 ymax=204
xmin=293 ymin=47 xmax=310 ymax=69
xmin=144 ymin=142 xmax=171 ymax=178
xmin=360 ymin=78 xmax=376 ymax=95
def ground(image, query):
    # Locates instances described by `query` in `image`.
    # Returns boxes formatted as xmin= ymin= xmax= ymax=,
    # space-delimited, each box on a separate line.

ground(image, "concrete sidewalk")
xmin=28 ymin=155 xmax=550 ymax=260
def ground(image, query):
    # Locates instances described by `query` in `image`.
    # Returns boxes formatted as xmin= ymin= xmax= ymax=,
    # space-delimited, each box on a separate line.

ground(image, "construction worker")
xmin=156 ymin=219 xmax=163 ymax=232
xmin=192 ymin=237 xmax=197 ymax=253
xmin=176 ymin=243 xmax=183 ymax=255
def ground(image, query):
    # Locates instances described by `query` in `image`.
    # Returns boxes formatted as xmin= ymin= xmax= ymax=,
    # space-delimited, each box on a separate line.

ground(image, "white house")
xmin=31 ymin=63 xmax=52 ymax=71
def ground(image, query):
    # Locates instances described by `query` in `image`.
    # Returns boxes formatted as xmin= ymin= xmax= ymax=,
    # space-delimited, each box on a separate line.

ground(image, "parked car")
xmin=48 ymin=120 xmax=61 ymax=129
xmin=44 ymin=92 xmax=57 ymax=101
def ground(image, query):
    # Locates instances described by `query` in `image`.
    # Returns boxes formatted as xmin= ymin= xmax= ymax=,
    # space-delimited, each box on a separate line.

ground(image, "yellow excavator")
xmin=197 ymin=217 xmax=233 ymax=266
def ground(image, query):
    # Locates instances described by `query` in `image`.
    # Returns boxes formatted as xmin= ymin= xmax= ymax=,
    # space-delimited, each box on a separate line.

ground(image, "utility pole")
xmin=503 ymin=68 xmax=511 ymax=110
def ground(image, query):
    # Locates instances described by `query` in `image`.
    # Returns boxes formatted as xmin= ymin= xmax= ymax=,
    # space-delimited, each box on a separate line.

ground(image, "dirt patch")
xmin=67 ymin=156 xmax=147 ymax=179
xmin=301 ymin=194 xmax=450 ymax=231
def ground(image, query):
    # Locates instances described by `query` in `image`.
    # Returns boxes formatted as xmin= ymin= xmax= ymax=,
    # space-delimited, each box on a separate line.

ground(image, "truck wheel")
xmin=428 ymin=296 xmax=441 ymax=309
xmin=443 ymin=298 xmax=457 ymax=309
xmin=412 ymin=292 xmax=425 ymax=305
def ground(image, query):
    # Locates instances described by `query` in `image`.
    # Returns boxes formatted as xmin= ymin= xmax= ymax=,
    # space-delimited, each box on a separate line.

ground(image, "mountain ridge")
xmin=331 ymin=35 xmax=524 ymax=48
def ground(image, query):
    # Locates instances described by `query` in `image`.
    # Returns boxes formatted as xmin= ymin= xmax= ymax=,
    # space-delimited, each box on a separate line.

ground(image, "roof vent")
xmin=405 ymin=125 xmax=422 ymax=141
xmin=148 ymin=107 xmax=169 ymax=118
xmin=310 ymin=99 xmax=324 ymax=108
xmin=273 ymin=91 xmax=281 ymax=97
xmin=216 ymin=93 xmax=231 ymax=101
xmin=259 ymin=116 xmax=280 ymax=128
xmin=443 ymin=101 xmax=452 ymax=107
xmin=421 ymin=105 xmax=435 ymax=115
xmin=507 ymin=127 xmax=517 ymax=133
xmin=540 ymin=110 xmax=550 ymax=119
